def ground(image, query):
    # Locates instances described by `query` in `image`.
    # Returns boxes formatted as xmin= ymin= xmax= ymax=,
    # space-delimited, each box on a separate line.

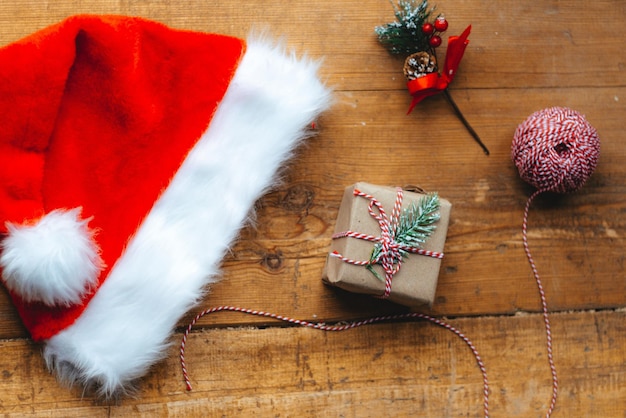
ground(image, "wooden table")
xmin=0 ymin=1 xmax=624 ymax=416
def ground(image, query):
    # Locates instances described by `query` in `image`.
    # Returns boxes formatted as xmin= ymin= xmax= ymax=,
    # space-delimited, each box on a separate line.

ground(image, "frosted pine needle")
xmin=368 ymin=193 xmax=440 ymax=280
xmin=375 ymin=0 xmax=436 ymax=55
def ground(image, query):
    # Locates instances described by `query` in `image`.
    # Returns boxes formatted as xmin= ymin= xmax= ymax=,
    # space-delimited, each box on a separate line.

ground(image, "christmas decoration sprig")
xmin=367 ymin=193 xmax=440 ymax=281
xmin=375 ymin=0 xmax=490 ymax=155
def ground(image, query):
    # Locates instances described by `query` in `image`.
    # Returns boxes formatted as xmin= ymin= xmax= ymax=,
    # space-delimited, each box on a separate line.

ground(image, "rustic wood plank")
xmin=0 ymin=1 xmax=623 ymax=91
xmin=1 ymin=310 xmax=626 ymax=416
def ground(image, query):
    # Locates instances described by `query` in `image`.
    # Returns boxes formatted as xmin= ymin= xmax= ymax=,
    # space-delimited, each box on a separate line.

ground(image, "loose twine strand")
xmin=179 ymin=187 xmax=490 ymax=414
xmin=180 ymin=305 xmax=490 ymax=417
xmin=522 ymin=191 xmax=558 ymax=418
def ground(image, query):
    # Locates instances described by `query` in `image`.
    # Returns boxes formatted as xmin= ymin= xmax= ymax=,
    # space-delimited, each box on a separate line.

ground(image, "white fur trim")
xmin=1 ymin=208 xmax=102 ymax=306
xmin=43 ymin=37 xmax=331 ymax=397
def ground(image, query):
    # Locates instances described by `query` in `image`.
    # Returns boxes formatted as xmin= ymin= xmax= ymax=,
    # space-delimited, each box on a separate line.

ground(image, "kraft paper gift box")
xmin=322 ymin=182 xmax=451 ymax=307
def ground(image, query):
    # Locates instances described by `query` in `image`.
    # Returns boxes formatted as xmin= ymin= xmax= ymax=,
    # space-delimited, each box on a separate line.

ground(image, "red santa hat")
xmin=0 ymin=15 xmax=331 ymax=396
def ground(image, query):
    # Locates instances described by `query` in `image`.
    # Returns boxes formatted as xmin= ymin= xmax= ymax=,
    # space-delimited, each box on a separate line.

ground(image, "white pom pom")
xmin=0 ymin=208 xmax=103 ymax=306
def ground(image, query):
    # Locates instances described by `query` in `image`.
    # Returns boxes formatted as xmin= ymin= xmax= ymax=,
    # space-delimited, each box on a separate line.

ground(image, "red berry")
xmin=429 ymin=35 xmax=442 ymax=47
xmin=434 ymin=17 xmax=448 ymax=32
xmin=421 ymin=22 xmax=434 ymax=35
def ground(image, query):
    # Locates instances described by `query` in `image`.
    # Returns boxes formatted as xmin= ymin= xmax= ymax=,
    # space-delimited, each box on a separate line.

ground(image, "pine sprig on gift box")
xmin=368 ymin=193 xmax=440 ymax=280
xmin=375 ymin=0 xmax=436 ymax=55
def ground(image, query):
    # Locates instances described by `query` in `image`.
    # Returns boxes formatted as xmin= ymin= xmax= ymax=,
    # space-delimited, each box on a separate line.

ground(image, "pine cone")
xmin=403 ymin=52 xmax=437 ymax=80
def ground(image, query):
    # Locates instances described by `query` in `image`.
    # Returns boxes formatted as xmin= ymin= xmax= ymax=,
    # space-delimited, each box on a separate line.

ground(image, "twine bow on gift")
xmin=330 ymin=188 xmax=443 ymax=299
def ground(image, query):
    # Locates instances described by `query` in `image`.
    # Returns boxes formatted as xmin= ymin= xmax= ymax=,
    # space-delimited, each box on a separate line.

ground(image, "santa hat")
xmin=0 ymin=15 xmax=331 ymax=396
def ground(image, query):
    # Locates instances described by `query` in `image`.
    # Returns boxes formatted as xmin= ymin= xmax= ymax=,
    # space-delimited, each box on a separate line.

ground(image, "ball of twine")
xmin=512 ymin=107 xmax=600 ymax=193
xmin=512 ymin=107 xmax=600 ymax=416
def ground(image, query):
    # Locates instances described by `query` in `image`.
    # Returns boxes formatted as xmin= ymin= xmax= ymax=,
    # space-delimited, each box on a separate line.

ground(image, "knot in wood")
xmin=262 ymin=251 xmax=284 ymax=272
xmin=280 ymin=184 xmax=315 ymax=212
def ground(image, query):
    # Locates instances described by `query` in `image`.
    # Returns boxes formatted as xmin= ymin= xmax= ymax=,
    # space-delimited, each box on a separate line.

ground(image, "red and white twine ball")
xmin=512 ymin=106 xmax=600 ymax=417
xmin=512 ymin=106 xmax=600 ymax=194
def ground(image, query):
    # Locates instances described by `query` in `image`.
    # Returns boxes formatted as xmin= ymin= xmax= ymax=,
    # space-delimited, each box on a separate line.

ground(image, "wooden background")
xmin=0 ymin=0 xmax=625 ymax=416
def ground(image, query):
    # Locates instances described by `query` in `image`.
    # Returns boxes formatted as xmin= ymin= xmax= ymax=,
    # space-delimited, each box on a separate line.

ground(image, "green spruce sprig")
xmin=375 ymin=0 xmax=436 ymax=55
xmin=367 ymin=193 xmax=440 ymax=281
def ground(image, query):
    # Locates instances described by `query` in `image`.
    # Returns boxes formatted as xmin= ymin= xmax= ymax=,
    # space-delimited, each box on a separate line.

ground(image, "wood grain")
xmin=2 ymin=311 xmax=626 ymax=417
xmin=0 ymin=0 xmax=625 ymax=416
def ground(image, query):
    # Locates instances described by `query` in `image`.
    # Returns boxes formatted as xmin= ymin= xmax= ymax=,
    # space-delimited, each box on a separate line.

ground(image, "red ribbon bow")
xmin=407 ymin=25 xmax=472 ymax=114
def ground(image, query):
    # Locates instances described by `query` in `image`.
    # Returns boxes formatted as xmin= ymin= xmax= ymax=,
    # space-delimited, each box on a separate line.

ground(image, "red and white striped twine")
xmin=330 ymin=188 xmax=443 ymax=299
xmin=511 ymin=107 xmax=600 ymax=195
xmin=513 ymin=107 xmax=600 ymax=417
xmin=522 ymin=190 xmax=559 ymax=417
xmin=180 ymin=305 xmax=490 ymax=417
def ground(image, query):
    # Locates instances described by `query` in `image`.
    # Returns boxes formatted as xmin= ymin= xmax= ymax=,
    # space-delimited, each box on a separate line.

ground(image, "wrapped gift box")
xmin=322 ymin=182 xmax=451 ymax=307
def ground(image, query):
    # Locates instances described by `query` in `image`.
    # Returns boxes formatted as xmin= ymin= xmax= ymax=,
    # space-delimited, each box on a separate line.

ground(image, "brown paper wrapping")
xmin=322 ymin=182 xmax=451 ymax=307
